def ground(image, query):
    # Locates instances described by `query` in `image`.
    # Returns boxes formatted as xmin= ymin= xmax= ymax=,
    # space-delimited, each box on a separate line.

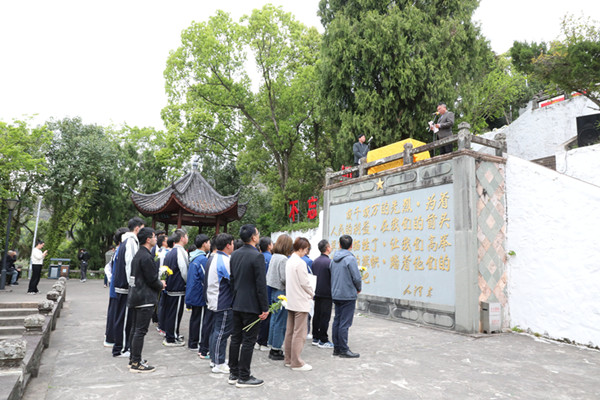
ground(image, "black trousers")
xmin=112 ymin=293 xmax=133 ymax=356
xmin=229 ymin=311 xmax=260 ymax=380
xmin=28 ymin=264 xmax=42 ymax=293
xmin=312 ymin=296 xmax=333 ymax=343
xmin=188 ymin=305 xmax=213 ymax=354
xmin=105 ymin=297 xmax=117 ymax=343
xmin=80 ymin=262 xmax=88 ymax=280
xmin=162 ymin=294 xmax=185 ymax=342
xmin=130 ymin=306 xmax=153 ymax=363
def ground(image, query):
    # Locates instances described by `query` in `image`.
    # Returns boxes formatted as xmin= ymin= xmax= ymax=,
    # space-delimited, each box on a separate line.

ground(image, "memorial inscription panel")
xmin=328 ymin=184 xmax=455 ymax=306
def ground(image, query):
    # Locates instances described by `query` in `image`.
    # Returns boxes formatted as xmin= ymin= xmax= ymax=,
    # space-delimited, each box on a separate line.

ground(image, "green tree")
xmin=72 ymin=125 xmax=168 ymax=268
xmin=318 ymin=0 xmax=493 ymax=165
xmin=532 ymin=15 xmax=600 ymax=109
xmin=0 ymin=119 xmax=50 ymax=250
xmin=458 ymin=55 xmax=529 ymax=132
xmin=163 ymin=5 xmax=328 ymax=225
xmin=43 ymin=117 xmax=116 ymax=265
xmin=509 ymin=40 xmax=548 ymax=76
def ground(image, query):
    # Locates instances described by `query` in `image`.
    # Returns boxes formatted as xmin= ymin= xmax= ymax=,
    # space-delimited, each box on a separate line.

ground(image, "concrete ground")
xmin=3 ymin=278 xmax=598 ymax=400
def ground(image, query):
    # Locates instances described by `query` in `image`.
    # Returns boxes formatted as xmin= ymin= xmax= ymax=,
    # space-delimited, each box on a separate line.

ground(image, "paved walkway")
xmin=3 ymin=278 xmax=598 ymax=400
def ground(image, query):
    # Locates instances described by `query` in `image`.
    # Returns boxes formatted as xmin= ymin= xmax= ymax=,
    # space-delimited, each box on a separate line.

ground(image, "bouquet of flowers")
xmin=359 ymin=265 xmax=367 ymax=277
xmin=243 ymin=294 xmax=288 ymax=332
xmin=159 ymin=265 xmax=173 ymax=280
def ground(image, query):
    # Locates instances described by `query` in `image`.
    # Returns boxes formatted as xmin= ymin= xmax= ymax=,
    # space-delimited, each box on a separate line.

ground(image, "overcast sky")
xmin=1 ymin=0 xmax=598 ymax=131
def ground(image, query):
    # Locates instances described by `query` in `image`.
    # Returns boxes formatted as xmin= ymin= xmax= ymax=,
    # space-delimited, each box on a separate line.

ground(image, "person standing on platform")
xmin=352 ymin=133 xmax=370 ymax=177
xmin=112 ymin=217 xmax=145 ymax=357
xmin=330 ymin=234 xmax=361 ymax=358
xmin=431 ymin=102 xmax=455 ymax=155
xmin=311 ymin=239 xmax=333 ymax=348
xmin=186 ymin=234 xmax=213 ymax=356
xmin=228 ymin=224 xmax=269 ymax=388
xmin=162 ymin=229 xmax=189 ymax=346
xmin=128 ymin=227 xmax=165 ymax=373
xmin=27 ymin=239 xmax=47 ymax=294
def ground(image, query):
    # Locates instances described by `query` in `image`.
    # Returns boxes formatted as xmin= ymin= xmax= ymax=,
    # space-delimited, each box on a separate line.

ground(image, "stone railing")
xmin=325 ymin=123 xmax=507 ymax=186
xmin=0 ymin=277 xmax=67 ymax=400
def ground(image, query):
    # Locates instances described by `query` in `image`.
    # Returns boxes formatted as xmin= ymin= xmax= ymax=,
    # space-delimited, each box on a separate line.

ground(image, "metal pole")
xmin=30 ymin=197 xmax=42 ymax=279
xmin=1 ymin=208 xmax=14 ymax=290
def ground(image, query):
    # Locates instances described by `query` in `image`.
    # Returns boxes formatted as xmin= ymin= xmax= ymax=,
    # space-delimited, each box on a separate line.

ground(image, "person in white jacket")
xmin=283 ymin=237 xmax=314 ymax=371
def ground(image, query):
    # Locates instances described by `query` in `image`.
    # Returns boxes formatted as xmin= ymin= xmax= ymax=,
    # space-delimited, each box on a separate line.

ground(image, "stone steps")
xmin=0 ymin=302 xmax=38 ymax=309
xmin=0 ymin=308 xmax=38 ymax=318
xmin=0 ymin=316 xmax=26 ymax=327
xmin=0 ymin=325 xmax=25 ymax=337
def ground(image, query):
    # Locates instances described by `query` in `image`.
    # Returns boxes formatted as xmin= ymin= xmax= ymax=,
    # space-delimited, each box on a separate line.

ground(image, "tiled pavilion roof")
xmin=130 ymin=169 xmax=247 ymax=225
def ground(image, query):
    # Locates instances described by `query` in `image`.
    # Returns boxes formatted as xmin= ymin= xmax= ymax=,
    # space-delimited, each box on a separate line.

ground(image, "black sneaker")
xmin=228 ymin=373 xmax=239 ymax=385
xmin=268 ymin=349 xmax=284 ymax=360
xmin=236 ymin=376 xmax=264 ymax=388
xmin=130 ymin=361 xmax=156 ymax=373
xmin=339 ymin=350 xmax=360 ymax=358
xmin=332 ymin=349 xmax=341 ymax=356
xmin=128 ymin=359 xmax=147 ymax=368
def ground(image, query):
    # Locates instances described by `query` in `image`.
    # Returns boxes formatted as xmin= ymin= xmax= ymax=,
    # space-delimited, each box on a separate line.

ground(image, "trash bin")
xmin=480 ymin=301 xmax=501 ymax=333
xmin=48 ymin=258 xmax=71 ymax=279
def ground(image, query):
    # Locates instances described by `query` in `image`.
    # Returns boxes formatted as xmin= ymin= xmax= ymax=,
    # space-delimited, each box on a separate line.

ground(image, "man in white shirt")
xmin=28 ymin=239 xmax=47 ymax=294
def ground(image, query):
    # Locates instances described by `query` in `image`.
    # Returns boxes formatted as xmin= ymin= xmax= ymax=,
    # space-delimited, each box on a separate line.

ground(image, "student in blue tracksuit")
xmin=104 ymin=227 xmax=128 ymax=347
xmin=162 ymin=229 xmax=189 ymax=346
xmin=205 ymin=233 xmax=235 ymax=373
xmin=112 ymin=217 xmax=145 ymax=357
xmin=186 ymin=234 xmax=213 ymax=356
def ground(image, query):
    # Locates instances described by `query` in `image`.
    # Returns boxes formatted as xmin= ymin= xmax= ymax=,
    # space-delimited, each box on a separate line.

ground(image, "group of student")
xmin=103 ymin=217 xmax=363 ymax=388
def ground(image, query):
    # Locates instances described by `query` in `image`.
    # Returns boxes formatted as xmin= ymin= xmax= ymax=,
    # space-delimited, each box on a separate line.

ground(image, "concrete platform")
xmin=6 ymin=279 xmax=599 ymax=400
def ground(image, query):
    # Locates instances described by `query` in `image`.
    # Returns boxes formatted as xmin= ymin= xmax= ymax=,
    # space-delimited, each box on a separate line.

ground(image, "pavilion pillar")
xmin=152 ymin=216 xmax=156 ymax=229
xmin=177 ymin=209 xmax=183 ymax=229
xmin=215 ymin=217 xmax=221 ymax=235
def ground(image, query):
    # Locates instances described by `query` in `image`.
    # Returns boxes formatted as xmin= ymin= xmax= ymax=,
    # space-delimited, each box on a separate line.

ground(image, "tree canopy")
xmin=163 ymin=5 xmax=330 ymax=223
xmin=318 ymin=0 xmax=493 ymax=164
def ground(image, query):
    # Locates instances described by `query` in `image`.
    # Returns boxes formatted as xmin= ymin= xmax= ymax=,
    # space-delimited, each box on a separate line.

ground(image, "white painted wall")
xmin=270 ymin=211 xmax=324 ymax=261
xmin=555 ymin=143 xmax=600 ymax=187
xmin=475 ymin=96 xmax=599 ymax=161
xmin=506 ymin=155 xmax=600 ymax=346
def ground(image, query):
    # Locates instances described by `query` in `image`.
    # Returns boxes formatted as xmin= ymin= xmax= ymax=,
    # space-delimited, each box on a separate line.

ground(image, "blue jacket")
xmin=186 ymin=251 xmax=208 ymax=307
xmin=330 ymin=249 xmax=362 ymax=301
xmin=262 ymin=251 xmax=273 ymax=301
xmin=205 ymin=251 xmax=233 ymax=311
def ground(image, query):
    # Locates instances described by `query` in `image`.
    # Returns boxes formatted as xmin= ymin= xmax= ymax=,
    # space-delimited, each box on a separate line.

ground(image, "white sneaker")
xmin=212 ymin=363 xmax=230 ymax=374
xmin=117 ymin=351 xmax=130 ymax=358
xmin=254 ymin=343 xmax=260 ymax=350
xmin=291 ymin=363 xmax=312 ymax=371
xmin=103 ymin=341 xmax=115 ymax=347
xmin=259 ymin=345 xmax=270 ymax=351
xmin=306 ymin=334 xmax=313 ymax=340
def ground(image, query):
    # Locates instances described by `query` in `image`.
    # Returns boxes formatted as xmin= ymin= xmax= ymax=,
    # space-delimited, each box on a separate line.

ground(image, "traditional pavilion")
xmin=130 ymin=159 xmax=247 ymax=234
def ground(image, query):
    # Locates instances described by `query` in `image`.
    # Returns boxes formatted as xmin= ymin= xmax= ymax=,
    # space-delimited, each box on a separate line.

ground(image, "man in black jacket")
xmin=127 ymin=227 xmax=165 ymax=373
xmin=228 ymin=224 xmax=269 ymax=388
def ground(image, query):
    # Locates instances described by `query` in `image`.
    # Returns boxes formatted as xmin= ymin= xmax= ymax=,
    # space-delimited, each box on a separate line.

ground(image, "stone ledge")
xmin=0 ymin=284 xmax=66 ymax=400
